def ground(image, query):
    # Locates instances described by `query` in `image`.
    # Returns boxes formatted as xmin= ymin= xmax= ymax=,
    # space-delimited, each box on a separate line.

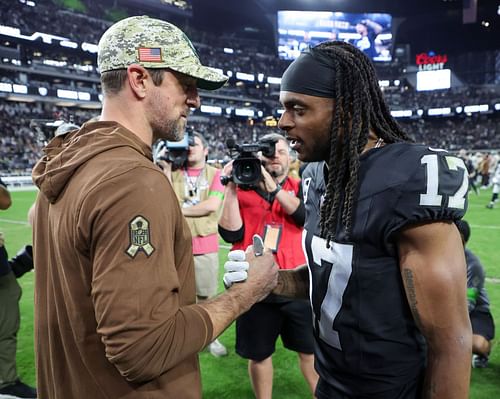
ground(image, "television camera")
xmin=220 ymin=137 xmax=277 ymax=189
xmin=153 ymin=128 xmax=195 ymax=170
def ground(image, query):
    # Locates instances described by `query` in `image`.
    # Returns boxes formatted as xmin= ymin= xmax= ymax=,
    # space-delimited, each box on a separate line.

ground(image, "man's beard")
xmin=266 ymin=164 xmax=285 ymax=179
xmin=152 ymin=118 xmax=185 ymax=143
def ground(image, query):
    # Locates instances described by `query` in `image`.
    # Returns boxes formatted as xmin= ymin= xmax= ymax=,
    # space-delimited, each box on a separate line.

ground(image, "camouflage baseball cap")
xmin=97 ymin=16 xmax=227 ymax=90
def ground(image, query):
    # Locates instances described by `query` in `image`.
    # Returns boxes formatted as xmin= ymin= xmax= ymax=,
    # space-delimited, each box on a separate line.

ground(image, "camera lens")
xmin=234 ymin=158 xmax=261 ymax=186
xmin=241 ymin=163 xmax=255 ymax=178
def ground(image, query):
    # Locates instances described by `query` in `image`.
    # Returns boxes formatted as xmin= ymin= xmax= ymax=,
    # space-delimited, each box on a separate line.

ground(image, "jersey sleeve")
xmin=380 ymin=149 xmax=469 ymax=243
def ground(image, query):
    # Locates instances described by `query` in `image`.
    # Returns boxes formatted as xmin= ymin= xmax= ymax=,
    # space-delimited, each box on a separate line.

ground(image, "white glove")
xmin=223 ymin=250 xmax=249 ymax=289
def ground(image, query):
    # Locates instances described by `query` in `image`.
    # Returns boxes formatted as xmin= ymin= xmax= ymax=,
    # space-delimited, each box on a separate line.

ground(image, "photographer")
xmin=218 ymin=133 xmax=318 ymax=399
xmin=158 ymin=131 xmax=227 ymax=357
xmin=0 ymin=177 xmax=37 ymax=398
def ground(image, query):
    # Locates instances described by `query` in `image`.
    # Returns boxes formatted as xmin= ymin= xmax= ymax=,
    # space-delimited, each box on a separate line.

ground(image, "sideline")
xmin=0 ymin=218 xmax=31 ymax=226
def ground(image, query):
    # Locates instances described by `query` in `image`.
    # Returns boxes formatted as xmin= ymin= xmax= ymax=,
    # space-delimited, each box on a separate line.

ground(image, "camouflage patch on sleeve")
xmin=126 ymin=215 xmax=155 ymax=258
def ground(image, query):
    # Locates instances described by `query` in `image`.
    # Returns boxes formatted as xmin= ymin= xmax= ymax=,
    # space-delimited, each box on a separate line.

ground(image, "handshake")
xmin=223 ymin=235 xmax=270 ymax=289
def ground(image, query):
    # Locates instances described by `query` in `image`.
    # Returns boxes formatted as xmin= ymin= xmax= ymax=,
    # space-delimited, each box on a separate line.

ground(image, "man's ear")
xmin=127 ymin=64 xmax=148 ymax=99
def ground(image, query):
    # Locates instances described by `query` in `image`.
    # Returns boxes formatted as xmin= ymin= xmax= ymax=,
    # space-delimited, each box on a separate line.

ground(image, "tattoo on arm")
xmin=402 ymin=268 xmax=423 ymax=331
xmin=274 ymin=266 xmax=309 ymax=299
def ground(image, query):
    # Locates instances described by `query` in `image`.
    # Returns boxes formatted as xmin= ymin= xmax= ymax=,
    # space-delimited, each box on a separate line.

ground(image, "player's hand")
xmin=223 ymin=250 xmax=249 ymax=289
xmin=0 ymin=232 xmax=4 ymax=247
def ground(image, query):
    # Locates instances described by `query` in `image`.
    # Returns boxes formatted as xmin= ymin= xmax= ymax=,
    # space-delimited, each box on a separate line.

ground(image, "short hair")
xmin=100 ymin=68 xmax=167 ymax=95
xmin=455 ymin=220 xmax=470 ymax=244
xmin=192 ymin=131 xmax=208 ymax=149
xmin=259 ymin=132 xmax=288 ymax=148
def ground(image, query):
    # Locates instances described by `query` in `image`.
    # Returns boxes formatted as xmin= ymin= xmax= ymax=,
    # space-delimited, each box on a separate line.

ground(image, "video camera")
xmin=153 ymin=128 xmax=195 ymax=170
xmin=220 ymin=138 xmax=277 ymax=189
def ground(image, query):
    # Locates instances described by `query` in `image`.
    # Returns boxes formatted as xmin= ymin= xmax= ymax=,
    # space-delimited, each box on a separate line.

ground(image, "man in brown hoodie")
xmin=31 ymin=16 xmax=278 ymax=399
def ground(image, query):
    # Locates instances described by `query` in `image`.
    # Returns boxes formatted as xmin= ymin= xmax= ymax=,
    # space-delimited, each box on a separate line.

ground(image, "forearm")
xmin=198 ymin=285 xmax=256 ymax=339
xmin=182 ymin=196 xmax=221 ymax=217
xmin=422 ymin=329 xmax=472 ymax=399
xmin=273 ymin=265 xmax=309 ymax=299
xmin=274 ymin=188 xmax=300 ymax=215
xmin=219 ymin=186 xmax=242 ymax=230
xmin=398 ymin=222 xmax=472 ymax=399
xmin=365 ymin=19 xmax=382 ymax=33
xmin=201 ymin=247 xmax=279 ymax=339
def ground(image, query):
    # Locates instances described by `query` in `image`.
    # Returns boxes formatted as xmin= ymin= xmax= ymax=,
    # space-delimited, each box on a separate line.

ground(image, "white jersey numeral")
xmin=303 ymin=231 xmax=353 ymax=350
xmin=419 ymin=154 xmax=468 ymax=209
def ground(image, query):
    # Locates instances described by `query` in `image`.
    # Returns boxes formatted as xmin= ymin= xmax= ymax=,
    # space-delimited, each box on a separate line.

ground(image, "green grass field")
xmin=1 ymin=189 xmax=499 ymax=398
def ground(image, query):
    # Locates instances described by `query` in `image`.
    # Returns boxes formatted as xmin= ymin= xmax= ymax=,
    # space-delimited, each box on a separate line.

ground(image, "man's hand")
xmin=0 ymin=232 xmax=4 ymax=247
xmin=223 ymin=240 xmax=279 ymax=301
xmin=259 ymin=166 xmax=279 ymax=193
xmin=243 ymin=245 xmax=278 ymax=302
xmin=221 ymin=160 xmax=236 ymax=189
xmin=223 ymin=235 xmax=266 ymax=288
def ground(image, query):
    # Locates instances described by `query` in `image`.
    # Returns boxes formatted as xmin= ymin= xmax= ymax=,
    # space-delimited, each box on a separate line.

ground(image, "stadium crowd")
xmin=1 ymin=98 xmax=498 ymax=177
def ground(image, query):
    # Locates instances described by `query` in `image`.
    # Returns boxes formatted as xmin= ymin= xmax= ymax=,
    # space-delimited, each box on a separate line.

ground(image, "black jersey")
xmin=301 ymin=143 xmax=468 ymax=397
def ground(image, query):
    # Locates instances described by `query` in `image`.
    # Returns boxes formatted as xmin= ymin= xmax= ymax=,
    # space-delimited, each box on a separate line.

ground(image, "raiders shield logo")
xmin=126 ymin=216 xmax=155 ymax=258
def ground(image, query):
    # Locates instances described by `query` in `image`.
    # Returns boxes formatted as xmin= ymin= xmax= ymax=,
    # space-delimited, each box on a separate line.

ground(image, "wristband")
xmin=269 ymin=184 xmax=282 ymax=196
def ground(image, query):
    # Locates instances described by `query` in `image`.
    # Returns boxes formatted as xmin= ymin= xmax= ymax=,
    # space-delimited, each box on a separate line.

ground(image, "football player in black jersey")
xmin=272 ymin=41 xmax=472 ymax=399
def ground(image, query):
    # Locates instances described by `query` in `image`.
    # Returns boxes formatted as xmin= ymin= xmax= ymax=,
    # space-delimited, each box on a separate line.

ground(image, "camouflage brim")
xmin=169 ymin=64 xmax=227 ymax=90
xmin=97 ymin=16 xmax=228 ymax=91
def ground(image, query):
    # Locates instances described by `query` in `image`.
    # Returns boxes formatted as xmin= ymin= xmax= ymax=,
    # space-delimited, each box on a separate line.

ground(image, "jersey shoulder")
xmin=362 ymin=143 xmax=468 ymax=206
xmin=301 ymin=162 xmax=325 ymax=234
xmin=359 ymin=143 xmax=469 ymax=240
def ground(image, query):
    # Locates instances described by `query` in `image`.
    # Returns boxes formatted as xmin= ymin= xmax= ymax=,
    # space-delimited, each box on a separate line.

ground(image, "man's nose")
xmin=186 ymin=86 xmax=200 ymax=109
xmin=278 ymin=111 xmax=292 ymax=131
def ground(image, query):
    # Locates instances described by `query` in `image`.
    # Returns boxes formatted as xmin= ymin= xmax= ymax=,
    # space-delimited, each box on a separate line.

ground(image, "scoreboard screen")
xmin=277 ymin=10 xmax=393 ymax=62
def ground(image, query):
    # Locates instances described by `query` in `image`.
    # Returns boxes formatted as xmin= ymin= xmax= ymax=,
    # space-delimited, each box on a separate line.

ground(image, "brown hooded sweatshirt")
xmin=32 ymin=121 xmax=213 ymax=399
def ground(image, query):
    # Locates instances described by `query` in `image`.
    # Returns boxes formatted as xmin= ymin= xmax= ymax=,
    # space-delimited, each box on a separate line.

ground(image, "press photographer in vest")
xmin=158 ymin=131 xmax=228 ymax=357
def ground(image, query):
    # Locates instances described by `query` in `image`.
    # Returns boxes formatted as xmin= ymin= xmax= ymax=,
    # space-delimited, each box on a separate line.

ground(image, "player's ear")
xmin=127 ymin=64 xmax=148 ymax=99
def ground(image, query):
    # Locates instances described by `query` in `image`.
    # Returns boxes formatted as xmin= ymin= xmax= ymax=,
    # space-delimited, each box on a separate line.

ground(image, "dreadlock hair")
xmin=313 ymin=41 xmax=413 ymax=243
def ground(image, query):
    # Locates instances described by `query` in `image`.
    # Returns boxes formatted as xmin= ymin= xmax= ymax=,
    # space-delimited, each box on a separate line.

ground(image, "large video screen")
xmin=277 ymin=11 xmax=393 ymax=62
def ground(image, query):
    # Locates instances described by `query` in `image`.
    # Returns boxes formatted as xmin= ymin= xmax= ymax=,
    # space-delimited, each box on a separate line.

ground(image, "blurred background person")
xmin=0 ymin=177 xmax=37 ymax=399
xmin=456 ymin=220 xmax=495 ymax=368
xmin=158 ymin=131 xmax=227 ymax=357
xmin=219 ymin=133 xmax=318 ymax=399
xmin=458 ymin=149 xmax=479 ymax=195
xmin=479 ymin=152 xmax=492 ymax=189
xmin=353 ymin=19 xmax=383 ymax=59
xmin=486 ymin=162 xmax=500 ymax=209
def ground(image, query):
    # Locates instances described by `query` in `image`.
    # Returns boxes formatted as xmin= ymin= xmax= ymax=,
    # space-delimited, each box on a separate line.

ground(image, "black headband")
xmin=280 ymin=47 xmax=336 ymax=98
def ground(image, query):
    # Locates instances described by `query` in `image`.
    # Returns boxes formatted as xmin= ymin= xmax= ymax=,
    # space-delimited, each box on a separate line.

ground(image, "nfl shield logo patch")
xmin=126 ymin=215 xmax=155 ymax=258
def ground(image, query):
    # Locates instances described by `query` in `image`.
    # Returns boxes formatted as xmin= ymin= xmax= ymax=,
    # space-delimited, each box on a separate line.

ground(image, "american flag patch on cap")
xmin=138 ymin=47 xmax=162 ymax=62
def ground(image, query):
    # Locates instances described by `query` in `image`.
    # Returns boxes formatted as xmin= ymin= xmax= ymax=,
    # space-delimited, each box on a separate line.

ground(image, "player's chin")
xmin=295 ymin=149 xmax=315 ymax=163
